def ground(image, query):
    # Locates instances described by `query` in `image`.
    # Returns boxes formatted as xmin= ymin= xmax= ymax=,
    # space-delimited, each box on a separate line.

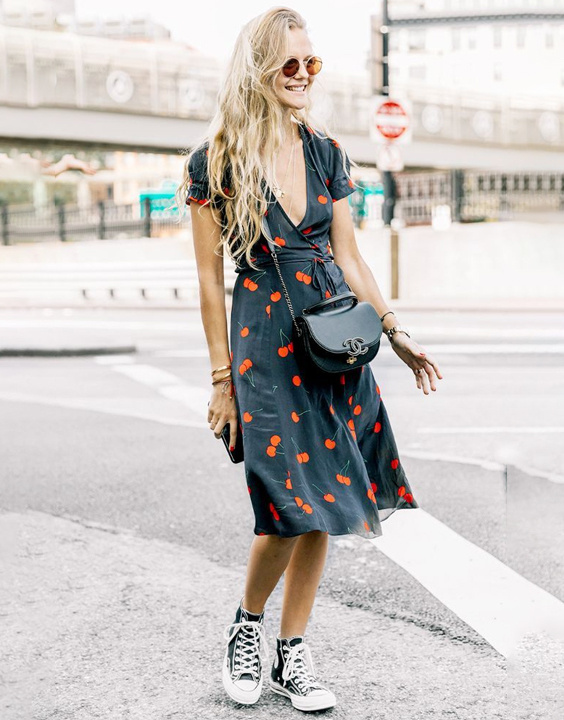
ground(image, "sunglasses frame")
xmin=281 ymin=55 xmax=323 ymax=78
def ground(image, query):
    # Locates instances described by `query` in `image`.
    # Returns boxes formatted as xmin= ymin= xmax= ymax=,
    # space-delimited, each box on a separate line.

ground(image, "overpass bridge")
xmin=1 ymin=24 xmax=563 ymax=172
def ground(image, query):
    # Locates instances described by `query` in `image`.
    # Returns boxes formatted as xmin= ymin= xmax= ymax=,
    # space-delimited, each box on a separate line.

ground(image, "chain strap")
xmin=270 ymin=248 xmax=302 ymax=336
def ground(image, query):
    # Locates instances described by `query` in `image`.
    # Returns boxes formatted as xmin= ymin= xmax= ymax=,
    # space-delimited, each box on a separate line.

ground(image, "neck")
xmin=281 ymin=112 xmax=300 ymax=144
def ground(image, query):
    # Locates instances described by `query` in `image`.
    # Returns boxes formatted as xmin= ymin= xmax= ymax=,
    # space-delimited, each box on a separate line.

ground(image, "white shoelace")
xmin=281 ymin=642 xmax=325 ymax=692
xmin=223 ymin=620 xmax=269 ymax=680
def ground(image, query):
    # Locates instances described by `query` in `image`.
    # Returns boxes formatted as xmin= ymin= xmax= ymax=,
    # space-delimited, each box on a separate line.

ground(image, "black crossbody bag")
xmin=262 ymin=215 xmax=382 ymax=376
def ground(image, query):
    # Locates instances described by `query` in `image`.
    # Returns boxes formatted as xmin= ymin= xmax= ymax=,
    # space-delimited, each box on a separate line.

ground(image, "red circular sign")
xmin=374 ymin=100 xmax=409 ymax=140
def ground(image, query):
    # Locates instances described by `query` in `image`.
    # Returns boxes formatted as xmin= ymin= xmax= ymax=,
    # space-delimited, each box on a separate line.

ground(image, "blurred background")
xmin=2 ymin=3 xmax=564 ymax=717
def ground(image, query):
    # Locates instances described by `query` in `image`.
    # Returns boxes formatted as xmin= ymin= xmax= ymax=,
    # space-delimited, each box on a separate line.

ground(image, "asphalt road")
xmin=1 ymin=306 xmax=563 ymax=720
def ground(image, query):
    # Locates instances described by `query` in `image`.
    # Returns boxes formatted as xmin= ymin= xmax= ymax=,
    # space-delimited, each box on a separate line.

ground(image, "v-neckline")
xmin=271 ymin=122 xmax=310 ymax=231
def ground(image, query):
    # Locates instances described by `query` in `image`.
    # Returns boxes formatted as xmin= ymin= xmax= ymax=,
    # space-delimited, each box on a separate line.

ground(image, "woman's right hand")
xmin=207 ymin=382 xmax=238 ymax=449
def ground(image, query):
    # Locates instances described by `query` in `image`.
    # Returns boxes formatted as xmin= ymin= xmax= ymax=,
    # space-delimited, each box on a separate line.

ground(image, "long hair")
xmin=175 ymin=6 xmax=354 ymax=270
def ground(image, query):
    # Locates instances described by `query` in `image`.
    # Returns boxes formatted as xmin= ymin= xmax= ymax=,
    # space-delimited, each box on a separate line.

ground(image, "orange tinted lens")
xmin=306 ymin=57 xmax=322 ymax=75
xmin=282 ymin=58 xmax=300 ymax=77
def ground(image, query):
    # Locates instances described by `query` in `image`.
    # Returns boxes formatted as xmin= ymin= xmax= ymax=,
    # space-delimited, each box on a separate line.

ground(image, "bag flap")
xmin=299 ymin=302 xmax=382 ymax=352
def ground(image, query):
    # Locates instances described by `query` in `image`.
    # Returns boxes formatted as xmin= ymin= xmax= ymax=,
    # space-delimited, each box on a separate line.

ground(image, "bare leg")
xmin=242 ymin=534 xmax=300 ymax=614
xmin=279 ymin=530 xmax=329 ymax=637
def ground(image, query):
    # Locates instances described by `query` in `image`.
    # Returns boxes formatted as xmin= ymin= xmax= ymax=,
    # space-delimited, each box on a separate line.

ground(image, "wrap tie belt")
xmin=235 ymin=249 xmax=341 ymax=300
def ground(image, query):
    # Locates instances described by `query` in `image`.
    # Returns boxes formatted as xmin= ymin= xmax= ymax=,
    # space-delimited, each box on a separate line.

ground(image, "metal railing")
xmin=0 ymin=197 xmax=187 ymax=244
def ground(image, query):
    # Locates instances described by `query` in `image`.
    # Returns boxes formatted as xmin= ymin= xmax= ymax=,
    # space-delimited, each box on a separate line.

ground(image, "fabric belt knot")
xmin=310 ymin=257 xmax=338 ymax=299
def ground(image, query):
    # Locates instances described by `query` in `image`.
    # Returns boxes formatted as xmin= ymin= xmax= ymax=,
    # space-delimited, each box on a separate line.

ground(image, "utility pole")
xmin=373 ymin=0 xmax=399 ymax=298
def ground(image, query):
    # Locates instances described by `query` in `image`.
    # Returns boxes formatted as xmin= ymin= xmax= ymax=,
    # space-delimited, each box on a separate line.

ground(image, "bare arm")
xmin=190 ymin=202 xmax=239 ymax=443
xmin=329 ymin=198 xmax=442 ymax=394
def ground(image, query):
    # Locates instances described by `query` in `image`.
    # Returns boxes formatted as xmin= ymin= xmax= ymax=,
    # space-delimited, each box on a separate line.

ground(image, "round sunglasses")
xmin=281 ymin=55 xmax=323 ymax=78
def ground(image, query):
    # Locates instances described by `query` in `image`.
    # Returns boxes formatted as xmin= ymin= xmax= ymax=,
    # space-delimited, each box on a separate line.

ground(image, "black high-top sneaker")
xmin=222 ymin=596 xmax=268 ymax=705
xmin=269 ymin=635 xmax=337 ymax=712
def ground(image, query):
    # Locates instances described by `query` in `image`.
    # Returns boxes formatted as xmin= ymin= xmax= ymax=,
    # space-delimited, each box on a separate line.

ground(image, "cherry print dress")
xmin=186 ymin=121 xmax=419 ymax=539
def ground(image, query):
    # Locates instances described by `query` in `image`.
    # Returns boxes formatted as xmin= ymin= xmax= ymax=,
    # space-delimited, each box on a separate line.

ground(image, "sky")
xmin=74 ymin=0 xmax=377 ymax=75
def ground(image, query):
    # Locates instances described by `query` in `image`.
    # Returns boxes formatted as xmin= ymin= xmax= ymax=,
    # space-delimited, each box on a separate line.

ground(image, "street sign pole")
xmin=380 ymin=0 xmax=396 ymax=228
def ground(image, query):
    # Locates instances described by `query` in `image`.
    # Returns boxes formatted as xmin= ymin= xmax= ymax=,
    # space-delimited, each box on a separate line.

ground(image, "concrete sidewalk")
xmin=2 ymin=510 xmax=563 ymax=720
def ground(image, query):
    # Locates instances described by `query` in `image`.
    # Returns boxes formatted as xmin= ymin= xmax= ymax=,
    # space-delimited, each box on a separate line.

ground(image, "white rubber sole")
xmin=222 ymin=661 xmax=263 ymax=705
xmin=269 ymin=678 xmax=337 ymax=712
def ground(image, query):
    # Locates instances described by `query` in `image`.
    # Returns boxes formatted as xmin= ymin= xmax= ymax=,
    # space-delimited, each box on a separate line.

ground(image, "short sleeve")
xmin=325 ymin=137 xmax=356 ymax=202
xmin=185 ymin=144 xmax=211 ymax=206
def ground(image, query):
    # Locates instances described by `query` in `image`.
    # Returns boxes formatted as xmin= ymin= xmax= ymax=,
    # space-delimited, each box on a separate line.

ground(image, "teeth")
xmin=287 ymin=86 xmax=305 ymax=92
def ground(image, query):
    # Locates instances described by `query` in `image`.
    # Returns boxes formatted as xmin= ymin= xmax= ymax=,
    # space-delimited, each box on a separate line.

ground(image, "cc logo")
xmin=343 ymin=337 xmax=368 ymax=357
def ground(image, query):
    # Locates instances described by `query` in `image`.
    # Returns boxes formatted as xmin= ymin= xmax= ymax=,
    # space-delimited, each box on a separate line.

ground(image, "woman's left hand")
xmin=388 ymin=331 xmax=443 ymax=395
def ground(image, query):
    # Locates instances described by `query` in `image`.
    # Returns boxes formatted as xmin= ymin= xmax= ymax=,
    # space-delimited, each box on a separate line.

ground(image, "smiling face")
xmin=273 ymin=27 xmax=315 ymax=111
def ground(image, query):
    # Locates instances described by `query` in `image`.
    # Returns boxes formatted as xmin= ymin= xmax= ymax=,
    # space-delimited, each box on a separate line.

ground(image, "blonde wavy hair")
xmin=175 ymin=6 xmax=354 ymax=271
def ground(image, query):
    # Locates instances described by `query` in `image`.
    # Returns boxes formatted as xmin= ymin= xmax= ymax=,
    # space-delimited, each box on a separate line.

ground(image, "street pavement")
xmin=1 ymin=306 xmax=564 ymax=719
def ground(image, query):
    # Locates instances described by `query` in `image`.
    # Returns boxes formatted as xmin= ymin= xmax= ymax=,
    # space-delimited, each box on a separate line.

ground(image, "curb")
xmin=0 ymin=345 xmax=137 ymax=358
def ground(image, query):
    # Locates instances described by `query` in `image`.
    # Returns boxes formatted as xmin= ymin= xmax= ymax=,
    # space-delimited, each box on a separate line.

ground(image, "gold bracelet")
xmin=212 ymin=374 xmax=232 ymax=385
xmin=211 ymin=364 xmax=231 ymax=376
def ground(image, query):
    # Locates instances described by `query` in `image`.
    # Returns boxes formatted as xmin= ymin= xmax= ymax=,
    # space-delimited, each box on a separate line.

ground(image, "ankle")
xmin=241 ymin=596 xmax=265 ymax=616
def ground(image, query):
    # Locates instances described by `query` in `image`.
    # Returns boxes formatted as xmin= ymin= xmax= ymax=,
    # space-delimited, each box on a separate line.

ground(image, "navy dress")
xmin=187 ymin=121 xmax=419 ymax=539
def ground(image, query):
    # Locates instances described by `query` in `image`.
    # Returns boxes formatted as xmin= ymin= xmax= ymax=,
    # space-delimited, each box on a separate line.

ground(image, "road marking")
xmin=418 ymin=426 xmax=564 ymax=434
xmin=0 ymin=391 xmax=207 ymax=428
xmin=371 ymin=508 xmax=564 ymax=658
xmin=402 ymin=449 xmax=504 ymax=472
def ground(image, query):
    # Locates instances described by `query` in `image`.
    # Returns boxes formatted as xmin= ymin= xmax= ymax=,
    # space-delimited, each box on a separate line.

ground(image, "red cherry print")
xmin=278 ymin=346 xmax=289 ymax=357
xmin=296 ymin=270 xmax=304 ymax=281
xmin=371 ymin=481 xmax=378 ymax=493
xmin=294 ymin=496 xmax=304 ymax=507
xmin=347 ymin=418 xmax=355 ymax=431
xmin=271 ymin=435 xmax=281 ymax=446
xmin=329 ymin=404 xmax=335 ymax=415
xmin=302 ymin=274 xmax=312 ymax=285
xmin=270 ymin=291 xmax=281 ymax=302
xmin=266 ymin=445 xmax=276 ymax=457
xmin=248 ymin=485 xmax=252 ymax=494
xmin=324 ymin=439 xmax=336 ymax=449
xmin=333 ymin=140 xmax=340 ymax=148
xmin=258 ymin=532 xmax=266 ymax=536
xmin=336 ymin=473 xmax=343 ymax=483
xmin=324 ymin=493 xmax=335 ymax=502
xmin=397 ymin=485 xmax=406 ymax=497
xmin=243 ymin=411 xmax=253 ymax=422
xmin=376 ymin=384 xmax=381 ymax=395
xmin=240 ymin=326 xmax=249 ymax=337
xmin=391 ymin=458 xmax=399 ymax=470
xmin=332 ymin=198 xmax=337 ymax=203
xmin=317 ymin=195 xmax=328 ymax=205
xmin=292 ymin=375 xmax=301 ymax=386
xmin=286 ymin=477 xmax=293 ymax=489
xmin=348 ymin=395 xmax=353 ymax=405
xmin=274 ymin=236 xmax=286 ymax=246
xmin=364 ymin=521 xmax=370 ymax=532
xmin=343 ymin=475 xmax=351 ymax=485
xmin=238 ymin=363 xmax=247 ymax=374
xmin=302 ymin=504 xmax=313 ymax=514
xmin=339 ymin=374 xmax=345 ymax=385
xmin=301 ymin=452 xmax=309 ymax=462
xmin=303 ymin=227 xmax=312 ymax=235
xmin=353 ymin=404 xmax=362 ymax=415
xmin=348 ymin=178 xmax=354 ymax=188
xmin=297 ymin=452 xmax=304 ymax=463
xmin=288 ymin=342 xmax=293 ymax=353
xmin=367 ymin=488 xmax=376 ymax=503
xmin=243 ymin=277 xmax=250 ymax=287
xmin=269 ymin=502 xmax=280 ymax=521
xmin=266 ymin=304 xmax=271 ymax=316
xmin=373 ymin=421 xmax=381 ymax=433
xmin=325 ymin=290 xmax=331 ymax=299
xmin=405 ymin=493 xmax=413 ymax=503
xmin=325 ymin=178 xmax=330 ymax=186
xmin=261 ymin=243 xmax=269 ymax=253
xmin=291 ymin=411 xmax=300 ymax=423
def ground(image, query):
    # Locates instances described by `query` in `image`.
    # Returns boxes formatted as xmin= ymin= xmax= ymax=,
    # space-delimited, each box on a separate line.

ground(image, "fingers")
xmin=207 ymin=403 xmax=238 ymax=447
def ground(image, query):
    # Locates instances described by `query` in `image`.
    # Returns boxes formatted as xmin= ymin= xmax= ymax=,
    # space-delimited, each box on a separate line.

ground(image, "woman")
xmin=178 ymin=7 xmax=443 ymax=713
